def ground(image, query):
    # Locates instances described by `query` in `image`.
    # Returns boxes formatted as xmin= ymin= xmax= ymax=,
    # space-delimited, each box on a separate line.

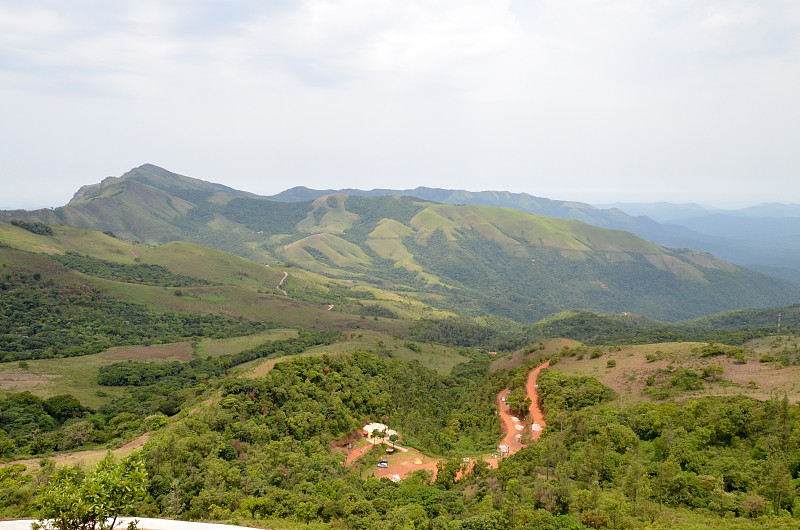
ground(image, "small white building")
xmin=362 ymin=422 xmax=397 ymax=443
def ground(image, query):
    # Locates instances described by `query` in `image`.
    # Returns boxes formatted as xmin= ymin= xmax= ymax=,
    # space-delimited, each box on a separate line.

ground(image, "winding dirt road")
xmin=348 ymin=360 xmax=550 ymax=480
xmin=276 ymin=271 xmax=288 ymax=296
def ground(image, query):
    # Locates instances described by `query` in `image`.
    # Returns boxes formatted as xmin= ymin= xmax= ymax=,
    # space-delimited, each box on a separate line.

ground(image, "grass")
xmin=408 ymin=204 xmax=667 ymax=257
xmin=195 ymin=329 xmax=300 ymax=357
xmin=0 ymin=330 xmax=304 ymax=409
xmin=0 ymin=221 xmax=63 ymax=255
xmin=297 ymin=194 xmax=359 ymax=234
xmin=550 ymin=341 xmax=800 ymax=405
xmin=90 ymin=278 xmax=343 ymax=328
xmin=140 ymin=241 xmax=286 ymax=289
xmin=304 ymin=330 xmax=469 ymax=374
xmin=0 ymin=354 xmax=128 ymax=409
xmin=284 ymin=233 xmax=372 ymax=272
xmin=240 ymin=330 xmax=469 ymax=378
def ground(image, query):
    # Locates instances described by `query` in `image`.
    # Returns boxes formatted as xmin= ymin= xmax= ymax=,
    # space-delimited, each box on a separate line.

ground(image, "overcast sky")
xmin=1 ymin=0 xmax=799 ymax=210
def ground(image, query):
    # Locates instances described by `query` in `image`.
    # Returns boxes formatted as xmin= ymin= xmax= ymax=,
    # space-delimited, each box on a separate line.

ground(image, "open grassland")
xmin=551 ymin=341 xmax=800 ymax=405
xmin=284 ymin=233 xmax=372 ymax=271
xmin=409 ymin=204 xmax=665 ymax=255
xmin=91 ymin=278 xmax=410 ymax=334
xmin=297 ymin=194 xmax=359 ymax=234
xmin=0 ymin=331 xmax=302 ymax=409
xmin=0 ymin=354 xmax=127 ymax=409
xmin=241 ymin=330 xmax=469 ymax=377
xmin=0 ymin=222 xmax=63 ymax=254
xmin=745 ymin=334 xmax=800 ymax=356
xmin=194 ymin=329 xmax=299 ymax=357
xmin=139 ymin=241 xmax=285 ymax=289
xmin=302 ymin=330 xmax=469 ymax=374
xmin=99 ymin=343 xmax=194 ymax=361
xmin=0 ymin=222 xmax=149 ymax=261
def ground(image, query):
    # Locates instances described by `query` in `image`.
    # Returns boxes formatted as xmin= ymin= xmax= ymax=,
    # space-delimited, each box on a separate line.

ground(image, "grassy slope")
xmin=0 ymin=329 xmax=303 ymax=408
xmin=240 ymin=330 xmax=469 ymax=378
xmin=5 ymin=164 xmax=800 ymax=323
xmin=549 ymin=341 xmax=800 ymax=405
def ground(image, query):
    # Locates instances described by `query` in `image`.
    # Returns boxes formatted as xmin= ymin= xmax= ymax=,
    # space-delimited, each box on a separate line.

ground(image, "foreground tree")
xmin=33 ymin=452 xmax=147 ymax=530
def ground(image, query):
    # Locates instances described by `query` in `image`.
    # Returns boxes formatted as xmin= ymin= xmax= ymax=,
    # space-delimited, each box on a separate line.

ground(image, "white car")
xmin=377 ymin=460 xmax=388 ymax=468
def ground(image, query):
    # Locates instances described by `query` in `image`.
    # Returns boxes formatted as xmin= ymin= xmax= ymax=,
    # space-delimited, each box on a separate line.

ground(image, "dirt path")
xmin=526 ymin=360 xmax=549 ymax=440
xmin=496 ymin=389 xmax=526 ymax=453
xmin=349 ymin=361 xmax=550 ymax=480
xmin=276 ymin=271 xmax=288 ymax=296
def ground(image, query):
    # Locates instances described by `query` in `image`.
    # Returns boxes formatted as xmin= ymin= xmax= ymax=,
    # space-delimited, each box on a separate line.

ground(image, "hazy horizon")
xmin=1 ymin=162 xmax=795 ymax=213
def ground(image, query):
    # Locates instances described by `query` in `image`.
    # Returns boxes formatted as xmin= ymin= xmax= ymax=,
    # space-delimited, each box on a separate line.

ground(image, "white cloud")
xmin=0 ymin=5 xmax=65 ymax=44
xmin=1 ymin=0 xmax=800 ymax=208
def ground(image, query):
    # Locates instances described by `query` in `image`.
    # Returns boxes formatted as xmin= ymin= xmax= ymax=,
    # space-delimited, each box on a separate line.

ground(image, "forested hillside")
xmin=3 ymin=220 xmax=800 ymax=529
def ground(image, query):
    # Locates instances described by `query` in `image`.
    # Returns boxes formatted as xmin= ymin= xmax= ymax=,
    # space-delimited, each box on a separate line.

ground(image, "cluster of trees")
xmin=137 ymin=358 xmax=800 ymax=527
xmin=0 ymin=392 xmax=90 ymax=456
xmin=409 ymin=317 xmax=526 ymax=351
xmin=0 ymin=269 xmax=271 ymax=361
xmin=1 ymin=331 xmax=338 ymax=459
xmin=409 ymin=311 xmax=787 ymax=355
xmin=525 ymin=310 xmax=789 ymax=348
xmin=493 ymin=368 xmax=800 ymax=527
xmin=51 ymin=252 xmax=213 ymax=287
xmin=9 ymin=219 xmax=52 ymax=236
xmin=4 ymin=346 xmax=800 ymax=528
xmin=110 ymin=351 xmax=509 ymax=524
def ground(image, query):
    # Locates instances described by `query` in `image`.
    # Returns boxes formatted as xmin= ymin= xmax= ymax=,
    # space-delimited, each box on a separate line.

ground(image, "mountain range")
xmin=2 ymin=163 xmax=799 ymax=323
xmin=274 ymin=187 xmax=800 ymax=283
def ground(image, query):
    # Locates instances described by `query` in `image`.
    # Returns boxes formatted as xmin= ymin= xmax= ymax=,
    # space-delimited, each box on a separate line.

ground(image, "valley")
xmin=2 ymin=169 xmax=800 ymax=529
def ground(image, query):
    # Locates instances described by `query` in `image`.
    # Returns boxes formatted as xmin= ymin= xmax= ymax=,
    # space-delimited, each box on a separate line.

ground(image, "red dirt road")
xmin=526 ymin=360 xmax=549 ymax=440
xmin=496 ymin=389 xmax=525 ymax=453
xmin=347 ymin=361 xmax=550 ymax=480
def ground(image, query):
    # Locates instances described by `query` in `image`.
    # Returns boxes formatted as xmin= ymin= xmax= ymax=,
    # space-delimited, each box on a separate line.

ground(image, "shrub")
xmin=32 ymin=452 xmax=147 ymax=530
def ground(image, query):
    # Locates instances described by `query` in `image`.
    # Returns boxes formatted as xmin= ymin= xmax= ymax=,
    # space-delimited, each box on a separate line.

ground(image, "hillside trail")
xmin=358 ymin=360 xmax=550 ymax=480
xmin=526 ymin=360 xmax=550 ymax=440
xmin=276 ymin=271 xmax=288 ymax=296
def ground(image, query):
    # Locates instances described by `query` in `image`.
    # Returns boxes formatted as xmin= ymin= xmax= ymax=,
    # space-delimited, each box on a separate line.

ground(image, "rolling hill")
xmin=3 ymin=164 xmax=800 ymax=323
xmin=277 ymin=187 xmax=800 ymax=284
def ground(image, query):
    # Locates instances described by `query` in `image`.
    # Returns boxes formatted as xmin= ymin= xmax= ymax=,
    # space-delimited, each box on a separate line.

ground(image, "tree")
xmin=389 ymin=433 xmax=399 ymax=449
xmin=33 ymin=452 xmax=147 ymax=530
xmin=295 ymin=501 xmax=317 ymax=525
xmin=761 ymin=457 xmax=795 ymax=515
